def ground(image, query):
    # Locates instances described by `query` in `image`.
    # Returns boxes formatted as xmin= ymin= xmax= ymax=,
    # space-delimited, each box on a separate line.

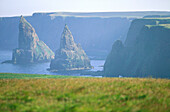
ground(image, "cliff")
xmin=104 ymin=40 xmax=126 ymax=76
xmin=1 ymin=12 xmax=170 ymax=59
xmin=0 ymin=13 xmax=134 ymax=59
xmin=49 ymin=25 xmax=92 ymax=71
xmin=104 ymin=18 xmax=170 ymax=78
xmin=12 ymin=16 xmax=54 ymax=64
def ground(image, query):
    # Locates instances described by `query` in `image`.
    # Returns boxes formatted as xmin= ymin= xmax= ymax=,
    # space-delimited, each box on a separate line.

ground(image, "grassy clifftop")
xmin=0 ymin=73 xmax=169 ymax=112
xmin=104 ymin=17 xmax=170 ymax=78
xmin=146 ymin=24 xmax=170 ymax=29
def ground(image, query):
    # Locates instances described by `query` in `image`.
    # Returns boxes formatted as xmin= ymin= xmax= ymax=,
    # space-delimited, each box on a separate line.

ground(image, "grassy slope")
xmin=146 ymin=24 xmax=170 ymax=29
xmin=144 ymin=18 xmax=170 ymax=29
xmin=0 ymin=73 xmax=169 ymax=112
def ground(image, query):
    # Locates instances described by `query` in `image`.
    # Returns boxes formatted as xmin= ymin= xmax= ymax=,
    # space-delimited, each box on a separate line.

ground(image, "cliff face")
xmin=1 ymin=12 xmax=170 ymax=59
xmin=104 ymin=40 xmax=126 ymax=76
xmin=129 ymin=25 xmax=170 ymax=77
xmin=12 ymin=16 xmax=54 ymax=64
xmin=0 ymin=14 xmax=133 ymax=59
xmin=50 ymin=25 xmax=91 ymax=71
xmin=18 ymin=16 xmax=39 ymax=50
xmin=104 ymin=18 xmax=170 ymax=78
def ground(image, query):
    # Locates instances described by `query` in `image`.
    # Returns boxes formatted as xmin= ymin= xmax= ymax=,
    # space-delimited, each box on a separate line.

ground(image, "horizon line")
xmin=1 ymin=10 xmax=170 ymax=18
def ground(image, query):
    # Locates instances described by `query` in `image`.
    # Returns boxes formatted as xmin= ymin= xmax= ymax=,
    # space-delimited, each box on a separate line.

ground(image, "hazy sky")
xmin=0 ymin=0 xmax=170 ymax=17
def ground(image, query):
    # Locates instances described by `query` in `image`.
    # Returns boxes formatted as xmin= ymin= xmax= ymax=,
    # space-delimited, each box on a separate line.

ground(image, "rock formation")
xmin=1 ymin=12 xmax=170 ymax=59
xmin=104 ymin=40 xmax=126 ymax=76
xmin=12 ymin=16 xmax=54 ymax=64
xmin=104 ymin=18 xmax=170 ymax=78
xmin=49 ymin=24 xmax=92 ymax=71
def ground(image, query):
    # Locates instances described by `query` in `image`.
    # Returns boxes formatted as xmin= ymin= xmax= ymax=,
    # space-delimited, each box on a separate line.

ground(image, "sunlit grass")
xmin=146 ymin=24 xmax=170 ymax=29
xmin=0 ymin=74 xmax=169 ymax=112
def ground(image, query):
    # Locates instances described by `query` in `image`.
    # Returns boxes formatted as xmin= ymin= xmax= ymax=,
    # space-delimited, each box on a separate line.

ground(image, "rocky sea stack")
xmin=12 ymin=16 xmax=54 ymax=64
xmin=49 ymin=24 xmax=92 ymax=71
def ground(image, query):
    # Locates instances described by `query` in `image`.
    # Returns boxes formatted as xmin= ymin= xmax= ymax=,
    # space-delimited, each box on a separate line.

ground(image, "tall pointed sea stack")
xmin=50 ymin=24 xmax=92 ymax=71
xmin=12 ymin=16 xmax=54 ymax=64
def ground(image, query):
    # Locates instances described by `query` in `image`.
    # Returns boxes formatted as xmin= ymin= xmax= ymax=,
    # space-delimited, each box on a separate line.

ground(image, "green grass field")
xmin=0 ymin=73 xmax=169 ymax=112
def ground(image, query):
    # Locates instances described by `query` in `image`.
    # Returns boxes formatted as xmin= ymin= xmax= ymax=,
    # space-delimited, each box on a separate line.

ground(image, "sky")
xmin=0 ymin=0 xmax=170 ymax=17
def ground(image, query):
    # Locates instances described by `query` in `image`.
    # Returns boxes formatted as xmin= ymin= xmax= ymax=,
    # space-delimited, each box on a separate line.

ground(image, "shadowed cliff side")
xmin=104 ymin=18 xmax=170 ymax=78
xmin=49 ymin=24 xmax=92 ymax=71
xmin=12 ymin=16 xmax=54 ymax=64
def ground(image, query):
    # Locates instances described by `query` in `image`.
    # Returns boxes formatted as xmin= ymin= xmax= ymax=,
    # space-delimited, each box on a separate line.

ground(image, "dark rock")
xmin=50 ymin=24 xmax=92 ymax=71
xmin=1 ymin=60 xmax=12 ymax=64
xmin=104 ymin=18 xmax=170 ymax=78
xmin=104 ymin=40 xmax=126 ymax=77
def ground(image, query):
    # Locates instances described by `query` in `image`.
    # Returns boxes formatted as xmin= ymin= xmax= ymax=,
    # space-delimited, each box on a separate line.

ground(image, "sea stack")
xmin=12 ymin=16 xmax=54 ymax=64
xmin=49 ymin=24 xmax=92 ymax=71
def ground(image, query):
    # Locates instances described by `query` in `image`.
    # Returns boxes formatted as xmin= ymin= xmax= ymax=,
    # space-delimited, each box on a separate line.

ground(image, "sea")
xmin=0 ymin=50 xmax=105 ymax=77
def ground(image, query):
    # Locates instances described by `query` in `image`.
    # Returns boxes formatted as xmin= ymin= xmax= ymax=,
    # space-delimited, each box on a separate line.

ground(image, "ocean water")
xmin=0 ymin=50 xmax=105 ymax=77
